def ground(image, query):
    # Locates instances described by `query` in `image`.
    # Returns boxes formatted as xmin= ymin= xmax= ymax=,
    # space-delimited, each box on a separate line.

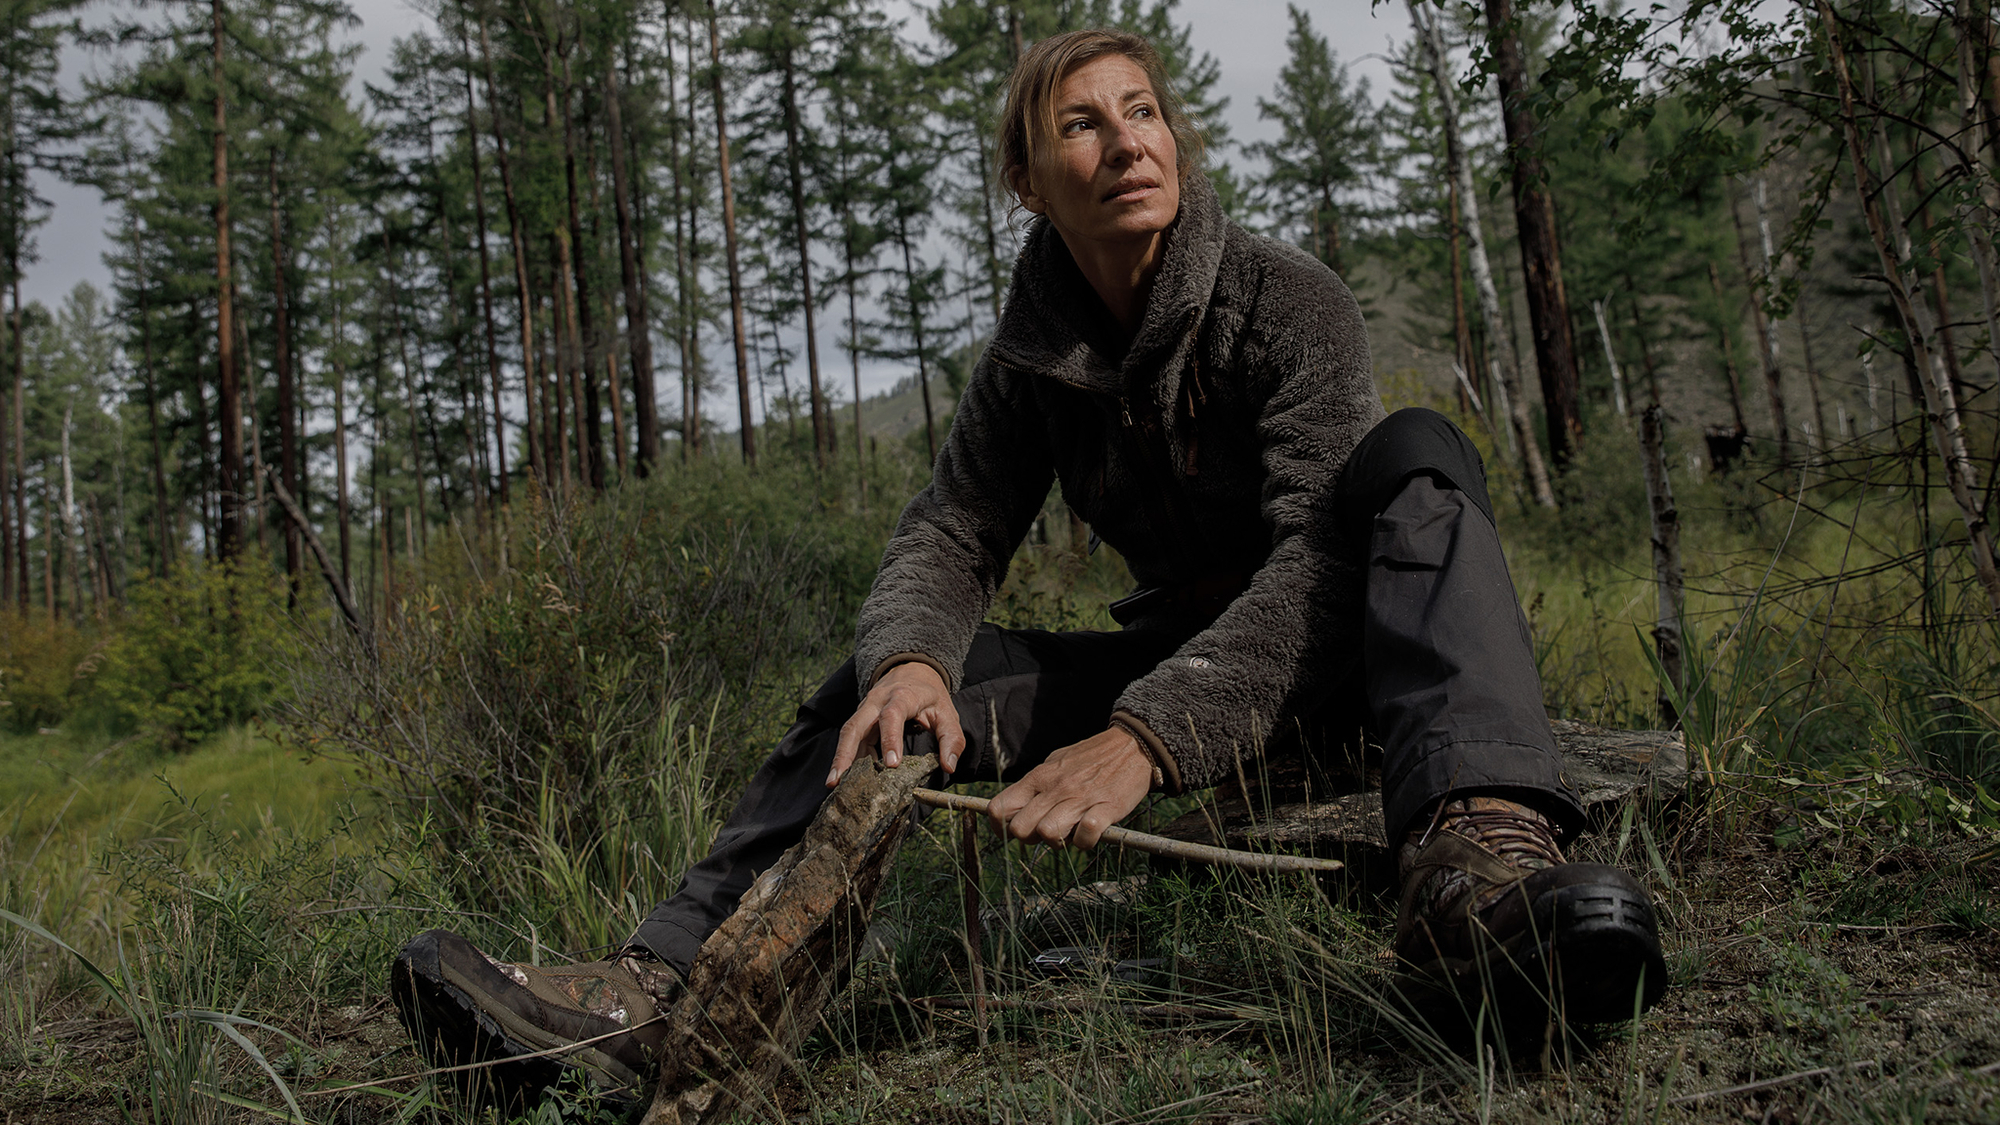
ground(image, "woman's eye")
xmin=1133 ymin=106 xmax=1155 ymax=119
xmin=1062 ymin=118 xmax=1092 ymax=135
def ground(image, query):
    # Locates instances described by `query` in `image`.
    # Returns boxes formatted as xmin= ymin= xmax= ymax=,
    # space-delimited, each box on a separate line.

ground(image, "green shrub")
xmin=0 ymin=614 xmax=103 ymax=733
xmin=94 ymin=563 xmax=297 ymax=750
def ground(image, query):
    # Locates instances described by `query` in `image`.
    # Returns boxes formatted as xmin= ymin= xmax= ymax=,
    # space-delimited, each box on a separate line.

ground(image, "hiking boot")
xmin=390 ymin=929 xmax=682 ymax=1107
xmin=1390 ymin=797 xmax=1666 ymax=1029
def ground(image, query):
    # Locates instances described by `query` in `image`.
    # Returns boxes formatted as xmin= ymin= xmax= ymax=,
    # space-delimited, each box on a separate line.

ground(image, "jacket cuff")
xmin=1110 ymin=710 xmax=1184 ymax=796
xmin=867 ymin=652 xmax=955 ymax=693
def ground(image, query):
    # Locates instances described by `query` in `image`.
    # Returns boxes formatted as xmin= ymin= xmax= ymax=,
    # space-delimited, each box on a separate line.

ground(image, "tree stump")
xmin=639 ymin=753 xmax=937 ymax=1125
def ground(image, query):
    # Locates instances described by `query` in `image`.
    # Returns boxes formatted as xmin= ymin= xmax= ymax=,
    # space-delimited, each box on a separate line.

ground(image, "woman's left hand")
xmin=986 ymin=727 xmax=1153 ymax=849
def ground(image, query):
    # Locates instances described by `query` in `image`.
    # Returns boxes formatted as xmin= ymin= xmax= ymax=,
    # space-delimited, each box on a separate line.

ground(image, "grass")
xmin=4 ymin=424 xmax=2000 ymax=1124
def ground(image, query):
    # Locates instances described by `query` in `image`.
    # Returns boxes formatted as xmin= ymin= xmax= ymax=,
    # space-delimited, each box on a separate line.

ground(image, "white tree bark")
xmin=1819 ymin=0 xmax=2000 ymax=615
xmin=1408 ymin=0 xmax=1556 ymax=507
xmin=1591 ymin=298 xmax=1627 ymax=417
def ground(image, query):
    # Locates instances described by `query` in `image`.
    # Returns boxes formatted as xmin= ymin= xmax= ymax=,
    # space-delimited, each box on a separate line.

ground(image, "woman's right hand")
xmin=827 ymin=661 xmax=966 ymax=788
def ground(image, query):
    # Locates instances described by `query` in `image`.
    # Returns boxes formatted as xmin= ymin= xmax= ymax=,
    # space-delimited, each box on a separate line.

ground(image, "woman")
xmin=392 ymin=29 xmax=1666 ymax=1103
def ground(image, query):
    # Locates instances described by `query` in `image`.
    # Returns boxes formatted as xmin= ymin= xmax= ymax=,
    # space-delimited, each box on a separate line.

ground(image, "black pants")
xmin=632 ymin=409 xmax=1584 ymax=974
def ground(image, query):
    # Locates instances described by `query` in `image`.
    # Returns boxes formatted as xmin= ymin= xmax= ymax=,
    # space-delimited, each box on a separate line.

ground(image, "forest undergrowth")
xmin=2 ymin=416 xmax=1999 ymax=1124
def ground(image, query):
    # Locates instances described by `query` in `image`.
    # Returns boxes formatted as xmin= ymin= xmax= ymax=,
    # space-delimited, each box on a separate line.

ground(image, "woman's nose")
xmin=1102 ymin=119 xmax=1142 ymax=165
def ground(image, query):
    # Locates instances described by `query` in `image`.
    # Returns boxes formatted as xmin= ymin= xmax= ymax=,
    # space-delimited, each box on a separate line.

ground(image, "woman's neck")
xmin=1064 ymin=230 xmax=1165 ymax=342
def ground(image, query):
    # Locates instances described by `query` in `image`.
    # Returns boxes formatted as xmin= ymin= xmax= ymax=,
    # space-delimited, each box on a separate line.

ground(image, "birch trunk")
xmin=1409 ymin=0 xmax=1554 ymax=505
xmin=1730 ymin=187 xmax=1789 ymax=468
xmin=1590 ymin=298 xmax=1626 ymax=417
xmin=1817 ymin=0 xmax=2000 ymax=616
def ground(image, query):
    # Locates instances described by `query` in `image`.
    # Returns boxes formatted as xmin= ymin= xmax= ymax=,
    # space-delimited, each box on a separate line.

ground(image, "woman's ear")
xmin=1009 ymin=166 xmax=1045 ymax=215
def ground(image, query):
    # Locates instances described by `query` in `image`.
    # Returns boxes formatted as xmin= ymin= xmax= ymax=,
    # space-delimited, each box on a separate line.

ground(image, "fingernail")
xmin=825 ymin=769 xmax=839 ymax=785
xmin=942 ymin=753 xmax=957 ymax=773
xmin=885 ymin=752 xmax=899 ymax=768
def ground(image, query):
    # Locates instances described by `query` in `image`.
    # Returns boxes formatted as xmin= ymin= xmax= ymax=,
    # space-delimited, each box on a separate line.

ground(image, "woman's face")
xmin=1017 ymin=54 xmax=1181 ymax=255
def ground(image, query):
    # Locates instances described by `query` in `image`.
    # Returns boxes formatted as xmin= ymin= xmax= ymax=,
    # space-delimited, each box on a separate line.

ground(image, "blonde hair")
xmin=994 ymin=29 xmax=1206 ymax=209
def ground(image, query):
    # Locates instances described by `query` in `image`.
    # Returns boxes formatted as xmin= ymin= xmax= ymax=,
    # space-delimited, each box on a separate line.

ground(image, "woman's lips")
xmin=1104 ymin=178 xmax=1160 ymax=202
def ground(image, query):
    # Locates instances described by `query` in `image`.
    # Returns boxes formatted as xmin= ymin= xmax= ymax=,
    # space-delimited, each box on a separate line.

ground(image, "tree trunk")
xmin=5 ymin=264 xmax=18 ymax=602
xmin=213 ymin=0 xmax=243 ymax=560
xmin=580 ymin=99 xmax=626 ymax=482
xmin=269 ymin=153 xmax=300 ymax=587
xmin=551 ymin=51 xmax=603 ymax=491
xmin=381 ymin=231 xmax=430 ymax=539
xmin=669 ymin=16 xmax=701 ymax=458
xmin=1953 ymin=0 xmax=2000 ymax=382
xmin=897 ymin=213 xmax=936 ymax=464
xmin=779 ymin=45 xmax=827 ymax=468
xmin=1446 ymin=172 xmax=1476 ymax=416
xmin=1818 ymin=0 xmax=2000 ymax=616
xmin=1590 ymin=298 xmax=1627 ymax=418
xmin=546 ymin=244 xmax=578 ymax=489
xmin=1622 ymin=276 xmax=1661 ymax=406
xmin=460 ymin=28 xmax=509 ymax=506
xmin=331 ymin=263 xmax=351 ymax=586
xmin=1410 ymin=0 xmax=1554 ymax=505
xmin=708 ymin=2 xmax=755 ymax=466
xmin=1480 ymin=0 xmax=1582 ymax=466
xmin=1705 ymin=261 xmax=1751 ymax=437
xmin=605 ymin=57 xmax=658 ymax=476
xmin=478 ymin=12 xmax=541 ymax=487
xmin=1730 ymin=185 xmax=1790 ymax=468
xmin=1639 ymin=406 xmax=1683 ymax=727
xmin=135 ymin=228 xmax=170 ymax=577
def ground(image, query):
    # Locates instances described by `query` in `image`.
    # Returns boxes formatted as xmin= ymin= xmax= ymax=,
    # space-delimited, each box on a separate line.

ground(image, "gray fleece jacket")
xmin=851 ymin=176 xmax=1386 ymax=793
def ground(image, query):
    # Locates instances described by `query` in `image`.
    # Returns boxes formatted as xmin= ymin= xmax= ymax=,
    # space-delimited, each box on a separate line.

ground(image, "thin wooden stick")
xmin=912 ymin=789 xmax=1343 ymax=875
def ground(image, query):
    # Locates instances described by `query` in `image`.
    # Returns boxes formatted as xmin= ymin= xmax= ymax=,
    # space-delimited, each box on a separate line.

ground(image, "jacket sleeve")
xmin=1110 ymin=250 xmax=1384 ymax=792
xmin=851 ymin=359 xmax=1056 ymax=692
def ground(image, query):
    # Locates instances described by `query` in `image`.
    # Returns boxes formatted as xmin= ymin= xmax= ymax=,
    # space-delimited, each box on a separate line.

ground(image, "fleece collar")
xmin=988 ymin=172 xmax=1228 ymax=407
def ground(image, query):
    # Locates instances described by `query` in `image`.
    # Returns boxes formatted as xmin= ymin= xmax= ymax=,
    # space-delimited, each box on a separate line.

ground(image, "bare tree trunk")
xmin=381 ymin=230 xmax=430 ymax=538
xmin=552 ymin=49 xmax=604 ymax=490
xmin=1446 ymin=173 xmax=1476 ymax=416
xmin=1480 ymin=0 xmax=1582 ymax=466
xmin=668 ymin=17 xmax=701 ymax=459
xmin=1590 ymin=298 xmax=1626 ymax=418
xmin=546 ymin=244 xmax=578 ymax=489
xmin=1952 ymin=0 xmax=2000 ymax=381
xmin=605 ymin=57 xmax=658 ymax=476
xmin=779 ymin=44 xmax=827 ymax=468
xmin=461 ymin=27 xmax=509 ymax=506
xmin=212 ymin=0 xmax=243 ymax=560
xmin=1729 ymin=187 xmax=1789 ymax=467
xmin=897 ymin=214 xmax=937 ymax=465
xmin=1639 ymin=406 xmax=1683 ymax=727
xmin=1705 ymin=261 xmax=1751 ymax=437
xmin=478 ymin=12 xmax=541 ymax=487
xmin=331 ymin=265 xmax=351 ymax=586
xmin=1819 ymin=0 xmax=2000 ymax=615
xmin=5 ymin=263 xmax=19 ymax=601
xmin=1410 ymin=0 xmax=1553 ymax=505
xmin=269 ymin=153 xmax=301 ymax=587
xmin=135 ymin=226 xmax=170 ymax=576
xmin=708 ymin=1 xmax=755 ymax=466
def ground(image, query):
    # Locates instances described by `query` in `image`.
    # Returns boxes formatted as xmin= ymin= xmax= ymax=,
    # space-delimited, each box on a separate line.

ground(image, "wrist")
xmin=1108 ymin=719 xmax=1164 ymax=791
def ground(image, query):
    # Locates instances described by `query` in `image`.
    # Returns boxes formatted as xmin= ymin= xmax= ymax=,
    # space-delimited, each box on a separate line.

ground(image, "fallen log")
xmin=640 ymin=754 xmax=936 ymax=1125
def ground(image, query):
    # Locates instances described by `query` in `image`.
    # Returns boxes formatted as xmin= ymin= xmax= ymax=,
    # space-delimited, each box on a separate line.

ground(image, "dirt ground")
xmin=4 ymin=802 xmax=1997 ymax=1125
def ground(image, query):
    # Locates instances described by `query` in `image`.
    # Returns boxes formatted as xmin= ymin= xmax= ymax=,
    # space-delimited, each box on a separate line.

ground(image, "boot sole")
xmin=1392 ymin=869 xmax=1667 ymax=1034
xmin=389 ymin=930 xmax=646 ymax=1109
